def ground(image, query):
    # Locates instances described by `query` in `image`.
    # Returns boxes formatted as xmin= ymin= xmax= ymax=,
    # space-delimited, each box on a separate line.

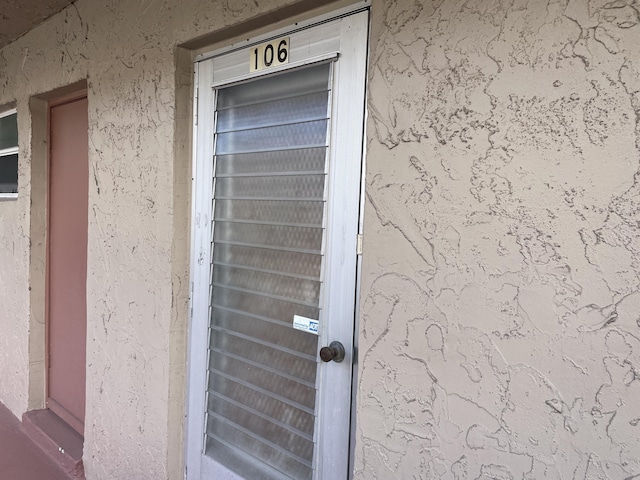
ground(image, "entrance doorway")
xmin=47 ymin=93 xmax=89 ymax=435
xmin=187 ymin=7 xmax=369 ymax=480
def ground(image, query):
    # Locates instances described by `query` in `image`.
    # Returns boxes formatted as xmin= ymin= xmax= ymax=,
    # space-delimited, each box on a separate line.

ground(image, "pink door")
xmin=47 ymin=95 xmax=88 ymax=435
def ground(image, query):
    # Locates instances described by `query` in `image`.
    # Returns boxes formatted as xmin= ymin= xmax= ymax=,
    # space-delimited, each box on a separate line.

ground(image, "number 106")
xmin=250 ymin=37 xmax=289 ymax=72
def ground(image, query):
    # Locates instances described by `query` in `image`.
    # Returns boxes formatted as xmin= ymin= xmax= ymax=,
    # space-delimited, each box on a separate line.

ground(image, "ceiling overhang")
xmin=0 ymin=0 xmax=76 ymax=49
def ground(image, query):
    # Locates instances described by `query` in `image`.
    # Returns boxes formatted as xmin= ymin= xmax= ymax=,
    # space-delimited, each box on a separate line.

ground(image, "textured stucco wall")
xmin=0 ymin=0 xmax=304 ymax=478
xmin=1 ymin=0 xmax=639 ymax=478
xmin=0 ymin=154 xmax=30 ymax=417
xmin=356 ymin=0 xmax=640 ymax=478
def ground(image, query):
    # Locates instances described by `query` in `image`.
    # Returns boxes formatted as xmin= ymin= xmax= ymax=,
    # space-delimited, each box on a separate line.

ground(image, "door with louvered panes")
xmin=188 ymin=9 xmax=369 ymax=480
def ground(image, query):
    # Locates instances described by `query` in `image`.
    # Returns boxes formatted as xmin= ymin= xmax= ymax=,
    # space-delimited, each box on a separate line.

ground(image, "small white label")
xmin=293 ymin=315 xmax=319 ymax=335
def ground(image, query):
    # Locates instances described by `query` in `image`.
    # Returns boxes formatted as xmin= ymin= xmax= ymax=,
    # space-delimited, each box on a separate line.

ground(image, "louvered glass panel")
xmin=206 ymin=62 xmax=331 ymax=480
xmin=212 ymin=265 xmax=321 ymax=305
xmin=211 ymin=287 xmax=319 ymax=327
xmin=214 ymin=223 xmax=323 ymax=254
xmin=216 ymin=64 xmax=330 ymax=109
xmin=206 ymin=426 xmax=313 ymax=479
xmin=216 ymin=120 xmax=328 ymax=155
xmin=208 ymin=374 xmax=315 ymax=435
xmin=211 ymin=307 xmax=318 ymax=355
xmin=208 ymin=352 xmax=316 ymax=412
xmin=216 ymin=148 xmax=326 ymax=176
xmin=215 ymin=174 xmax=325 ymax=199
xmin=208 ymin=395 xmax=314 ymax=458
xmin=209 ymin=331 xmax=317 ymax=384
xmin=213 ymin=244 xmax=322 ymax=278
xmin=215 ymin=199 xmax=325 ymax=226
xmin=217 ymin=91 xmax=329 ymax=132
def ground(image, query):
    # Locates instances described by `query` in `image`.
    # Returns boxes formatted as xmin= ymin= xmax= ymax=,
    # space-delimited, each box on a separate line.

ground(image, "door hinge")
xmin=194 ymin=85 xmax=199 ymax=126
xmin=356 ymin=234 xmax=363 ymax=255
xmin=189 ymin=281 xmax=194 ymax=321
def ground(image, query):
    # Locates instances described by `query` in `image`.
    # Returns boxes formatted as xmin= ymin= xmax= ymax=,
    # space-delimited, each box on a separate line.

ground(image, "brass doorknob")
xmin=319 ymin=341 xmax=345 ymax=363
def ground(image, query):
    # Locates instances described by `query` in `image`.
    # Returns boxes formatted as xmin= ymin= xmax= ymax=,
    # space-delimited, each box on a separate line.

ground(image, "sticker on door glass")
xmin=250 ymin=36 xmax=289 ymax=72
xmin=293 ymin=315 xmax=319 ymax=335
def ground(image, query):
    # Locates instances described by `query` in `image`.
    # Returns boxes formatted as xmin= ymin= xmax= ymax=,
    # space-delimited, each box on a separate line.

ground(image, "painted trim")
xmin=186 ymin=59 xmax=215 ymax=480
xmin=0 ymin=108 xmax=16 ymax=119
xmin=313 ymin=11 xmax=369 ymax=479
xmin=0 ymin=146 xmax=19 ymax=156
xmin=47 ymin=89 xmax=88 ymax=108
xmin=45 ymin=92 xmax=89 ymax=438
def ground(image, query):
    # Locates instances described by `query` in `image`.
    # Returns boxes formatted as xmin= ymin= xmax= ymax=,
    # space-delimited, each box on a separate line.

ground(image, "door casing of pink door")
xmin=47 ymin=94 xmax=88 ymax=435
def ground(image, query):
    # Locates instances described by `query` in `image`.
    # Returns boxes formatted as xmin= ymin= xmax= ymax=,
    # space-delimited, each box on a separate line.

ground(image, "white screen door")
xmin=187 ymin=8 xmax=368 ymax=479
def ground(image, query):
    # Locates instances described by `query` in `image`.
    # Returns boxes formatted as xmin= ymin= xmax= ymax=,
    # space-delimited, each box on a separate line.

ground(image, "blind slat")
xmin=206 ymin=62 xmax=331 ymax=480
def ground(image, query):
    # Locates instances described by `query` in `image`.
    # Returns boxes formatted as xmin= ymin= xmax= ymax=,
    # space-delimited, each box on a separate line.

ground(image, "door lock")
xmin=319 ymin=341 xmax=345 ymax=363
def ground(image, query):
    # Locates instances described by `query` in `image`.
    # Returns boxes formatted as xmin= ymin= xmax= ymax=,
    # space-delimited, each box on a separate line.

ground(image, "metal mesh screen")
xmin=206 ymin=63 xmax=331 ymax=480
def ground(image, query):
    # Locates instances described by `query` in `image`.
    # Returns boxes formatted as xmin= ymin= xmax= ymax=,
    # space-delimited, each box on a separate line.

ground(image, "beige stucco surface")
xmin=356 ymin=0 xmax=640 ymax=478
xmin=0 ymin=0 xmax=75 ymax=48
xmin=0 ymin=0 xmax=639 ymax=478
xmin=0 ymin=0 xmax=304 ymax=478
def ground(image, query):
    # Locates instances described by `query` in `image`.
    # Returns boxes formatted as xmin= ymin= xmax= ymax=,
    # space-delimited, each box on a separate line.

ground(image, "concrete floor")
xmin=0 ymin=401 xmax=71 ymax=480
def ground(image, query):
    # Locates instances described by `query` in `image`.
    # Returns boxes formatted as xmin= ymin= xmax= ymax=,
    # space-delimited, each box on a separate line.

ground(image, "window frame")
xmin=0 ymin=107 xmax=19 ymax=200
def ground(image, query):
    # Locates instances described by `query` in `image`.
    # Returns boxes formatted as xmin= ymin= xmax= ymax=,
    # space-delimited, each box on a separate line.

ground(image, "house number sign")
xmin=250 ymin=36 xmax=289 ymax=72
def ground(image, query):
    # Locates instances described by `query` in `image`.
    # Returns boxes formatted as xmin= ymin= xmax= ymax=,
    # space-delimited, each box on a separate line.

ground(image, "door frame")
xmin=45 ymin=89 xmax=89 ymax=434
xmin=186 ymin=4 xmax=369 ymax=479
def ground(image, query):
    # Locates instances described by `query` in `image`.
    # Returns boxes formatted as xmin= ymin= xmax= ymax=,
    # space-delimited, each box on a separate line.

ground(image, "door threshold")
xmin=22 ymin=409 xmax=85 ymax=479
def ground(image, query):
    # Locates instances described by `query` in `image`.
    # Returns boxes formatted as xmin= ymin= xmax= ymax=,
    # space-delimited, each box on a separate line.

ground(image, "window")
xmin=0 ymin=108 xmax=18 ymax=197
